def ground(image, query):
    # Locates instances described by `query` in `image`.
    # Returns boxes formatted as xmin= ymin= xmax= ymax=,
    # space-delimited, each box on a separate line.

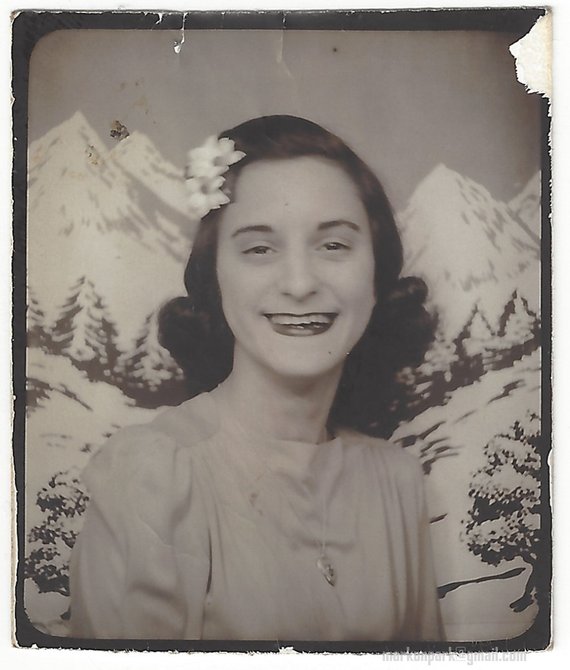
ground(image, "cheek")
xmin=217 ymin=272 xmax=243 ymax=325
xmin=218 ymin=264 xmax=259 ymax=309
xmin=347 ymin=251 xmax=376 ymax=304
xmin=216 ymin=251 xmax=239 ymax=328
xmin=216 ymin=257 xmax=262 ymax=337
xmin=354 ymin=283 xmax=376 ymax=328
xmin=349 ymin=257 xmax=377 ymax=331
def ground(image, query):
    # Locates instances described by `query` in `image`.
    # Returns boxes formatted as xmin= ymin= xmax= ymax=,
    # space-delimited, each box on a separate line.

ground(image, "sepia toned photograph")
xmin=13 ymin=8 xmax=550 ymax=651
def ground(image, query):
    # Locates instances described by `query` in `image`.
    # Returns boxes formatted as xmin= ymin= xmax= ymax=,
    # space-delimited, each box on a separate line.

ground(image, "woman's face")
xmin=216 ymin=156 xmax=376 ymax=383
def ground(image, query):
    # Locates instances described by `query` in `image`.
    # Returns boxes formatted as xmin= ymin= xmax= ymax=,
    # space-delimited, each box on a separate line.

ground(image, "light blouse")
xmin=70 ymin=392 xmax=443 ymax=641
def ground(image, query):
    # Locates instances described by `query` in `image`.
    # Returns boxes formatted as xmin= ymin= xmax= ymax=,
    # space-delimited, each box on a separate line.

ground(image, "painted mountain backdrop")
xmin=28 ymin=111 xmax=191 ymax=349
xmin=24 ymin=113 xmax=543 ymax=641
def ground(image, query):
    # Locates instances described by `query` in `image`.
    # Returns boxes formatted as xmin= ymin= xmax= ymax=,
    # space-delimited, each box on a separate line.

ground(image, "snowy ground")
xmin=393 ymin=349 xmax=541 ymax=640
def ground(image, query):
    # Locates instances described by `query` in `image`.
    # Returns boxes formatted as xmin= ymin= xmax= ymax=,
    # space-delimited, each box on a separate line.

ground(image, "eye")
xmin=243 ymin=245 xmax=275 ymax=255
xmin=320 ymin=241 xmax=351 ymax=252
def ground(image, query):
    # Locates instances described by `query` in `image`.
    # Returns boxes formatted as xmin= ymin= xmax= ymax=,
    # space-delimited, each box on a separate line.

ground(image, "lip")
xmin=264 ymin=312 xmax=338 ymax=336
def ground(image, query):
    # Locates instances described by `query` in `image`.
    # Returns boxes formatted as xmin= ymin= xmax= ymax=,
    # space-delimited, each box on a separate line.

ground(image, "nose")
xmin=278 ymin=248 xmax=319 ymax=301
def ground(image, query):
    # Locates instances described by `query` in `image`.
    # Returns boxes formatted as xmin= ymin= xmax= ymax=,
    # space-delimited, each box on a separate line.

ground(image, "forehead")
xmin=224 ymin=156 xmax=367 ymax=225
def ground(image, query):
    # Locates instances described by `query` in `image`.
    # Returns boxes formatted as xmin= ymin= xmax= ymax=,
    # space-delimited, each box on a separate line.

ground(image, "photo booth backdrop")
xmin=24 ymin=28 xmax=543 ymax=641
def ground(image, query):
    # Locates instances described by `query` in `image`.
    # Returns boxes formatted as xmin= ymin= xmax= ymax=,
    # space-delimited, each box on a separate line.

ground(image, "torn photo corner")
xmin=12 ymin=6 xmax=551 ymax=654
xmin=510 ymin=12 xmax=552 ymax=100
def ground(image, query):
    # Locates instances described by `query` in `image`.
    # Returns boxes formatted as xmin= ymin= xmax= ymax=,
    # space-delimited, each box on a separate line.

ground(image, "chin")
xmin=233 ymin=330 xmax=357 ymax=385
xmin=261 ymin=352 xmax=346 ymax=385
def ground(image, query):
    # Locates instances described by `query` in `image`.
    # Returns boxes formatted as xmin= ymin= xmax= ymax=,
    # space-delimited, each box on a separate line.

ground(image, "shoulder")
xmin=149 ymin=391 xmax=219 ymax=445
xmin=81 ymin=393 xmax=219 ymax=515
xmin=339 ymin=428 xmax=424 ymax=488
xmin=339 ymin=429 xmax=428 ymax=530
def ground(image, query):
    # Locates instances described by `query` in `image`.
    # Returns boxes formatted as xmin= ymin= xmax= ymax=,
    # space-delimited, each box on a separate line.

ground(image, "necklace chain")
xmin=252 ymin=468 xmax=336 ymax=587
xmin=220 ymin=414 xmax=337 ymax=587
xmin=316 ymin=492 xmax=336 ymax=586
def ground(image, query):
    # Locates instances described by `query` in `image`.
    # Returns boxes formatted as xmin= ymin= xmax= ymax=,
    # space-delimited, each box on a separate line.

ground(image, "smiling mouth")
xmin=265 ymin=313 xmax=338 ymax=336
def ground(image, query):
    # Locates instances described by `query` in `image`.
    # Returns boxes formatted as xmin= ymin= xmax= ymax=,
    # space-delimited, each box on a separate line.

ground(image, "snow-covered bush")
xmin=25 ymin=469 xmax=89 ymax=598
xmin=463 ymin=413 xmax=542 ymax=612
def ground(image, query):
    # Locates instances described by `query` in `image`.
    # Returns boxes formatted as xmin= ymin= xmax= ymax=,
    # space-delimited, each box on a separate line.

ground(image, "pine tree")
xmin=498 ymin=291 xmax=539 ymax=346
xmin=421 ymin=329 xmax=458 ymax=382
xmin=463 ymin=413 xmax=542 ymax=612
xmin=82 ymin=294 xmax=121 ymax=382
xmin=27 ymin=287 xmax=50 ymax=350
xmin=120 ymin=311 xmax=185 ymax=405
xmin=451 ymin=305 xmax=495 ymax=384
xmin=454 ymin=304 xmax=495 ymax=359
xmin=51 ymin=275 xmax=122 ymax=382
xmin=51 ymin=276 xmax=89 ymax=357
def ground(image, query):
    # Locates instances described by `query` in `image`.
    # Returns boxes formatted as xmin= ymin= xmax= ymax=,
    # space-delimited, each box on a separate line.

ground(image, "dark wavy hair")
xmin=159 ymin=115 xmax=435 ymax=436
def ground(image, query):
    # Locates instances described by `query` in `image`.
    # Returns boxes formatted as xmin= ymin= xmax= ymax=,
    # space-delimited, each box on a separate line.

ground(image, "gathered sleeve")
xmin=69 ymin=425 xmax=211 ymax=640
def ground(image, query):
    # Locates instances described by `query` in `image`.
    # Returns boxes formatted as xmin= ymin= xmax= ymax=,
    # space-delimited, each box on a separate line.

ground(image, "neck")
xmin=214 ymin=355 xmax=342 ymax=444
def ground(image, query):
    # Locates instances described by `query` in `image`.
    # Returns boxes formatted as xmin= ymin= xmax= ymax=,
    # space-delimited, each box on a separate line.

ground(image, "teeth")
xmin=267 ymin=313 xmax=335 ymax=326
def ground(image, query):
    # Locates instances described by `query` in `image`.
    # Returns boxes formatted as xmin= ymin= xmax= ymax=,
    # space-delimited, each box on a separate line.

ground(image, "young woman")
xmin=70 ymin=115 xmax=443 ymax=641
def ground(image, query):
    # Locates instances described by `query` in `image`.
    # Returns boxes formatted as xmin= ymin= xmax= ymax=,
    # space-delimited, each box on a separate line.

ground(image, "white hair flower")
xmin=187 ymin=135 xmax=245 ymax=179
xmin=185 ymin=135 xmax=246 ymax=220
xmin=185 ymin=175 xmax=229 ymax=220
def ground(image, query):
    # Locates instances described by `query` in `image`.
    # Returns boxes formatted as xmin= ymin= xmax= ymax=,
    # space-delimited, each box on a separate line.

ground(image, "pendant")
xmin=317 ymin=554 xmax=336 ymax=586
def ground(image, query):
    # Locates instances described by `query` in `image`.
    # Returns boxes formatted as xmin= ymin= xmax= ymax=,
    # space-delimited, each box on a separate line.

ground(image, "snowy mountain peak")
xmin=406 ymin=164 xmax=506 ymax=222
xmin=40 ymin=110 xmax=93 ymax=139
xmin=111 ymin=129 xmax=164 ymax=164
xmin=412 ymin=162 xmax=457 ymax=189
xmin=398 ymin=165 xmax=540 ymax=339
xmin=29 ymin=111 xmax=106 ymax=178
xmin=510 ymin=172 xmax=540 ymax=211
xmin=110 ymin=129 xmax=187 ymax=218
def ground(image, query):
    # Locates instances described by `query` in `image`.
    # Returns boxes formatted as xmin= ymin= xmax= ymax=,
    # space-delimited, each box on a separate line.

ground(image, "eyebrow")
xmin=231 ymin=224 xmax=273 ymax=238
xmin=231 ymin=220 xmax=361 ymax=238
xmin=318 ymin=219 xmax=361 ymax=233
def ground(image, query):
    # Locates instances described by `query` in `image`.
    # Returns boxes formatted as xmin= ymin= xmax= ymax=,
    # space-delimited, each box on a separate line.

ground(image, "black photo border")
xmin=12 ymin=7 xmax=551 ymax=654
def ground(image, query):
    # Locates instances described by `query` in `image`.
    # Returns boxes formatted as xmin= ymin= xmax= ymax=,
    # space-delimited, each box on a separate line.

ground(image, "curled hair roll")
xmin=330 ymin=275 xmax=435 ymax=436
xmin=158 ymin=296 xmax=233 ymax=397
xmin=376 ymin=276 xmax=433 ymax=367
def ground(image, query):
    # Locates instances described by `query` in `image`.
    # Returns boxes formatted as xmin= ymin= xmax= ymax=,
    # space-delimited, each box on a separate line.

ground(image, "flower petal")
xmin=227 ymin=150 xmax=246 ymax=165
xmin=209 ymin=190 xmax=230 ymax=209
